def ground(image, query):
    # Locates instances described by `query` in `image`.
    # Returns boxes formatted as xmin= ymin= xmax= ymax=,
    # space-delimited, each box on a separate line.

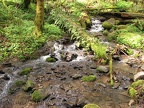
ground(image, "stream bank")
xmin=0 ymin=17 xmax=144 ymax=108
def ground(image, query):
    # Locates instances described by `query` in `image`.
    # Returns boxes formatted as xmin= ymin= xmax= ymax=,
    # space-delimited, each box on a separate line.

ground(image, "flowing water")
xmin=0 ymin=18 xmax=143 ymax=108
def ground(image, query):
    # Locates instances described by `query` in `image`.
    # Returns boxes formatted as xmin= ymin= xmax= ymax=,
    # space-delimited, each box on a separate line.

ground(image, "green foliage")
xmin=32 ymin=90 xmax=43 ymax=102
xmin=91 ymin=43 xmax=107 ymax=59
xmin=125 ymin=48 xmax=134 ymax=55
xmin=44 ymin=24 xmax=62 ymax=35
xmin=46 ymin=57 xmax=57 ymax=62
xmin=82 ymin=75 xmax=96 ymax=82
xmin=19 ymin=67 xmax=31 ymax=76
xmin=115 ymin=0 xmax=133 ymax=11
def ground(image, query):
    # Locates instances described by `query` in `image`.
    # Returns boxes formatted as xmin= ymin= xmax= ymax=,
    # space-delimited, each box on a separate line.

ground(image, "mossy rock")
xmin=128 ymin=80 xmax=144 ymax=98
xmin=14 ymin=80 xmax=26 ymax=87
xmin=128 ymin=87 xmax=137 ymax=98
xmin=102 ymin=21 xmax=113 ymax=30
xmin=22 ymin=80 xmax=34 ymax=92
xmin=83 ymin=103 xmax=100 ymax=108
xmin=131 ymin=80 xmax=144 ymax=89
xmin=31 ymin=89 xmax=50 ymax=102
xmin=32 ymin=90 xmax=43 ymax=102
xmin=82 ymin=75 xmax=96 ymax=82
xmin=46 ymin=57 xmax=57 ymax=62
xmin=102 ymin=18 xmax=117 ymax=30
xmin=19 ymin=67 xmax=31 ymax=76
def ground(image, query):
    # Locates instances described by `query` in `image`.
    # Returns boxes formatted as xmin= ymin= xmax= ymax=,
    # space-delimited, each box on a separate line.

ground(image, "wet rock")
xmin=61 ymin=52 xmax=78 ymax=62
xmin=112 ymin=82 xmax=120 ymax=89
xmin=0 ymin=70 xmax=5 ymax=74
xmin=3 ymin=74 xmax=10 ymax=80
xmin=96 ymin=66 xmax=109 ymax=73
xmin=134 ymin=71 xmax=144 ymax=81
xmin=2 ymin=62 xmax=12 ymax=67
xmin=72 ymin=73 xmax=82 ymax=79
xmin=112 ymin=55 xmax=121 ymax=61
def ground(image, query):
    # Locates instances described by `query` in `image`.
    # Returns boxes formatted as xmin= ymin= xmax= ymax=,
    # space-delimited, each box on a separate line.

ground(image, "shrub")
xmin=44 ymin=24 xmax=62 ymax=35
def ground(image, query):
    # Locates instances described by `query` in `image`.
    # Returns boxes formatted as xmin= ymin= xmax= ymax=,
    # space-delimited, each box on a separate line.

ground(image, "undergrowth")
xmin=0 ymin=1 xmax=63 ymax=62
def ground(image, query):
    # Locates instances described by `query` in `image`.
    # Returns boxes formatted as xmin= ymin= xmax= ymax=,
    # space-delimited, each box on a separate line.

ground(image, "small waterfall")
xmin=89 ymin=18 xmax=104 ymax=33
xmin=38 ymin=41 xmax=87 ymax=62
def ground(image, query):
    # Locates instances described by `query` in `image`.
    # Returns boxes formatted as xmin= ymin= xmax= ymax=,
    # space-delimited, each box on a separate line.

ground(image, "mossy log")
xmin=49 ymin=8 xmax=107 ymax=59
xmin=99 ymin=12 xmax=144 ymax=19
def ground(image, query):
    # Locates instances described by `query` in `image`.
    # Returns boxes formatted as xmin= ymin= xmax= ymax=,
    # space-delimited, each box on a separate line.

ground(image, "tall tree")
xmin=34 ymin=0 xmax=44 ymax=36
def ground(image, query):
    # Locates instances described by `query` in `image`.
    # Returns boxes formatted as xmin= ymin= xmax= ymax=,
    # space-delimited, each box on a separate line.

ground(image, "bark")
xmin=24 ymin=0 xmax=31 ymax=9
xmin=34 ymin=0 xmax=44 ymax=36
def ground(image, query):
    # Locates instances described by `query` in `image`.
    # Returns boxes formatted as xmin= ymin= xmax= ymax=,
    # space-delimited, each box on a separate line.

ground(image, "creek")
xmin=0 ymin=18 xmax=143 ymax=108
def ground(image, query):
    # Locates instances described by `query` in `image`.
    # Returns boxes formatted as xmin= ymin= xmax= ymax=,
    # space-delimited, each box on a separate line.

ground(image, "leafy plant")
xmin=115 ymin=0 xmax=133 ymax=11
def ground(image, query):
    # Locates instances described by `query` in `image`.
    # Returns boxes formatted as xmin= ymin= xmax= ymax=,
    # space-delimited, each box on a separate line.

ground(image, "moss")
xmin=22 ymin=80 xmax=34 ymax=92
xmin=103 ymin=30 xmax=108 ymax=36
xmin=32 ymin=90 xmax=43 ymax=102
xmin=82 ymin=75 xmax=96 ymax=82
xmin=131 ymin=80 xmax=144 ymax=89
xmin=107 ymin=31 xmax=117 ymax=41
xmin=14 ymin=80 xmax=26 ymax=87
xmin=19 ymin=67 xmax=31 ymax=76
xmin=128 ymin=87 xmax=137 ymax=98
xmin=46 ymin=57 xmax=57 ymax=62
xmin=102 ymin=21 xmax=113 ymax=30
xmin=83 ymin=103 xmax=100 ymax=108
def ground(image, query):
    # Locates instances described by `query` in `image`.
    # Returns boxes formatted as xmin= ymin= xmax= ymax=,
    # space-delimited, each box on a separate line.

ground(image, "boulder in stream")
xmin=96 ymin=65 xmax=109 ymax=73
xmin=134 ymin=71 xmax=144 ymax=81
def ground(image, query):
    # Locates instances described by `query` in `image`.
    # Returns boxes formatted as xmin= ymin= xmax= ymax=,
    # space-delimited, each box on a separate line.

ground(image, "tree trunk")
xmin=24 ymin=0 xmax=31 ymax=9
xmin=34 ymin=0 xmax=44 ymax=36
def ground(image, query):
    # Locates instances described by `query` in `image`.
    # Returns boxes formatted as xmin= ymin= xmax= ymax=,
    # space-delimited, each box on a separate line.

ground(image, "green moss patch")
xmin=14 ymin=80 xmax=26 ymax=87
xmin=83 ymin=103 xmax=100 ymax=108
xmin=19 ymin=67 xmax=31 ymax=76
xmin=22 ymin=80 xmax=34 ymax=92
xmin=128 ymin=80 xmax=144 ymax=99
xmin=46 ymin=57 xmax=57 ymax=62
xmin=32 ymin=90 xmax=43 ymax=102
xmin=82 ymin=75 xmax=96 ymax=82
